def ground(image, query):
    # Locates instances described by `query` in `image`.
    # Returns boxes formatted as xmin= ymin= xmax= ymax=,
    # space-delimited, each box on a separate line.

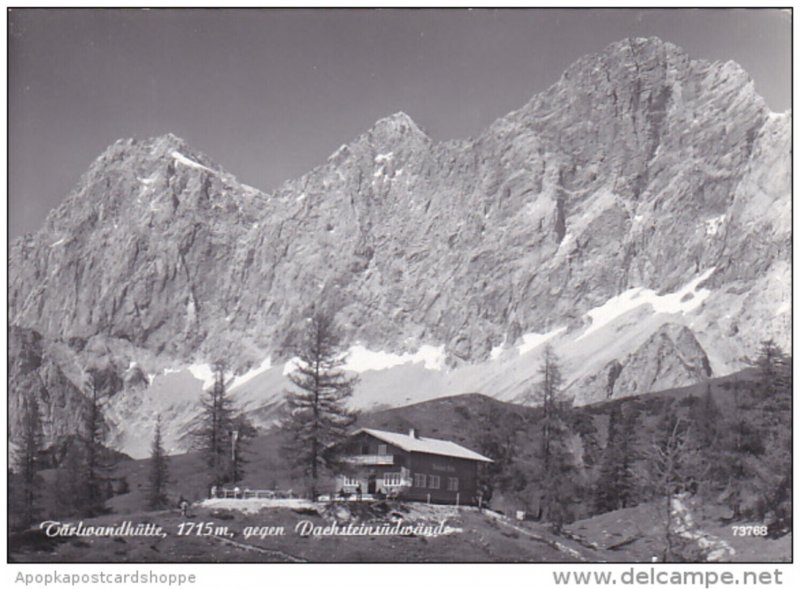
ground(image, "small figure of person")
xmin=178 ymin=496 xmax=190 ymax=518
xmin=234 ymin=486 xmax=241 ymax=499
xmin=210 ymin=485 xmax=217 ymax=499
xmin=355 ymin=484 xmax=362 ymax=502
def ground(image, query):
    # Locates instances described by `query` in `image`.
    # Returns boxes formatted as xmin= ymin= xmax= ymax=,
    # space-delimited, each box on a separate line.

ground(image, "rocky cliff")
xmin=8 ymin=38 xmax=790 ymax=456
xmin=8 ymin=327 xmax=92 ymax=444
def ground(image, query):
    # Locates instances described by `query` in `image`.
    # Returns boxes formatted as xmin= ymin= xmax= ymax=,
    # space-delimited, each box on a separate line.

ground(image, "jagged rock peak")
xmin=369 ymin=111 xmax=430 ymax=142
xmin=555 ymin=36 xmax=690 ymax=88
xmin=144 ymin=132 xmax=192 ymax=155
xmin=91 ymin=132 xmax=218 ymax=172
xmin=375 ymin=110 xmax=421 ymax=128
xmin=609 ymin=36 xmax=685 ymax=57
xmin=28 ymin=130 xmax=262 ymax=241
xmin=581 ymin=36 xmax=687 ymax=66
xmin=607 ymin=323 xmax=713 ymax=401
xmin=560 ymin=35 xmax=756 ymax=93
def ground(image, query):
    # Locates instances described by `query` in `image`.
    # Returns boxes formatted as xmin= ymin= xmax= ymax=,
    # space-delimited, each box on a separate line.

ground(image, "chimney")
xmin=409 ymin=428 xmax=418 ymax=439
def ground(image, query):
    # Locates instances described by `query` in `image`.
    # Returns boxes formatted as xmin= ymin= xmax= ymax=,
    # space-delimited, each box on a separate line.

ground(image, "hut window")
xmin=377 ymin=444 xmax=388 ymax=455
xmin=428 ymin=475 xmax=441 ymax=489
xmin=384 ymin=473 xmax=402 ymax=487
xmin=414 ymin=473 xmax=427 ymax=488
xmin=447 ymin=477 xmax=459 ymax=491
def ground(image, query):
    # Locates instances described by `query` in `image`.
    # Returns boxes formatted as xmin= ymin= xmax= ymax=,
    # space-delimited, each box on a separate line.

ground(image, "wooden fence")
xmin=213 ymin=489 xmax=296 ymax=499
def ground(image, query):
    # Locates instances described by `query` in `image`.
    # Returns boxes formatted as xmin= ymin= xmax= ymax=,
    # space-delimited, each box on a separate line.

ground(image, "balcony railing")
xmin=382 ymin=477 xmax=412 ymax=488
xmin=343 ymin=454 xmax=394 ymax=465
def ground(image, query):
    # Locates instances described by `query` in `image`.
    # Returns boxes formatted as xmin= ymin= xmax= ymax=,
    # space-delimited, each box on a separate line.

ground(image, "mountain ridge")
xmin=8 ymin=36 xmax=790 ymax=456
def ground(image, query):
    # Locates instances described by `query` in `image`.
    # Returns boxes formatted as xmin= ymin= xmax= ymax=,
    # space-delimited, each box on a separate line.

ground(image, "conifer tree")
xmin=716 ymin=385 xmax=763 ymax=519
xmin=751 ymin=340 xmax=792 ymax=415
xmin=281 ymin=310 xmax=358 ymax=499
xmin=694 ymin=383 xmax=722 ymax=448
xmin=82 ymin=371 xmax=114 ymax=516
xmin=51 ymin=440 xmax=84 ymax=517
xmin=531 ymin=346 xmax=568 ymax=472
xmin=147 ymin=415 xmax=171 ymax=510
xmin=711 ymin=342 xmax=791 ymax=523
xmin=595 ymin=402 xmax=639 ymax=513
xmin=477 ymin=405 xmax=525 ymax=496
xmin=752 ymin=339 xmax=789 ymax=399
xmin=14 ymin=396 xmax=44 ymax=528
xmin=227 ymin=413 xmax=257 ymax=485
xmin=750 ymin=341 xmax=792 ymax=532
xmin=594 ymin=404 xmax=621 ymax=512
xmin=192 ymin=361 xmax=237 ymax=487
xmin=686 ymin=383 xmax=726 ymax=508
xmin=527 ymin=346 xmax=576 ymax=528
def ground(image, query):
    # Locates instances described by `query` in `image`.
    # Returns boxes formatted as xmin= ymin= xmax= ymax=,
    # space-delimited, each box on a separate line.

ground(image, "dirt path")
xmin=493 ymin=517 xmax=595 ymax=562
xmin=671 ymin=495 xmax=735 ymax=562
xmin=208 ymin=535 xmax=307 ymax=562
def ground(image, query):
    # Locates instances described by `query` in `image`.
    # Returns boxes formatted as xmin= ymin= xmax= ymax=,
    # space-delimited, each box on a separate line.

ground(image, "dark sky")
xmin=8 ymin=8 xmax=791 ymax=239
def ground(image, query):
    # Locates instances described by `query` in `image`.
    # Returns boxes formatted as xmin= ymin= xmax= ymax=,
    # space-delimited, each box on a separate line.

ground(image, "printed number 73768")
xmin=731 ymin=525 xmax=768 ymax=536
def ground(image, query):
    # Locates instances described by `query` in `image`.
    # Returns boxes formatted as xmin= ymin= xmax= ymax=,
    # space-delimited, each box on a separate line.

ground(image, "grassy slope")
xmin=566 ymin=501 xmax=791 ymax=563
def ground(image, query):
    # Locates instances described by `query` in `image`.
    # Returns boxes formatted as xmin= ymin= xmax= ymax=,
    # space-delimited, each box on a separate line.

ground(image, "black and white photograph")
xmin=5 ymin=6 xmax=792 ymax=568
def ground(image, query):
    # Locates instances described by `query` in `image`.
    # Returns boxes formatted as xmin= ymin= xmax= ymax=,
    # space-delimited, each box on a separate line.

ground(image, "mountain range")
xmin=8 ymin=37 xmax=790 ymax=458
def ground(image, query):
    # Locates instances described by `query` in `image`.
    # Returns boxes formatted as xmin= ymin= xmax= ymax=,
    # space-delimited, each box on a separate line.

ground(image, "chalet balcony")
xmin=343 ymin=454 xmax=394 ymax=465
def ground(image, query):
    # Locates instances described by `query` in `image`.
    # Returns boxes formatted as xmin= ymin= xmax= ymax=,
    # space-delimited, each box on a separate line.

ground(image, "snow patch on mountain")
xmin=185 ymin=358 xmax=274 ymax=391
xmin=138 ymin=173 xmax=158 ymax=185
xmin=517 ymin=327 xmax=568 ymax=355
xmin=343 ymin=344 xmax=447 ymax=372
xmin=229 ymin=357 xmax=272 ymax=390
xmin=171 ymin=151 xmax=214 ymax=173
xmin=579 ymin=268 xmax=716 ymax=341
xmin=329 ymin=144 xmax=349 ymax=161
xmin=187 ymin=363 xmax=216 ymax=390
xmin=489 ymin=338 xmax=507 ymax=360
xmin=282 ymin=358 xmax=301 ymax=376
xmin=704 ymin=214 xmax=726 ymax=236
xmin=280 ymin=344 xmax=447 ymax=378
